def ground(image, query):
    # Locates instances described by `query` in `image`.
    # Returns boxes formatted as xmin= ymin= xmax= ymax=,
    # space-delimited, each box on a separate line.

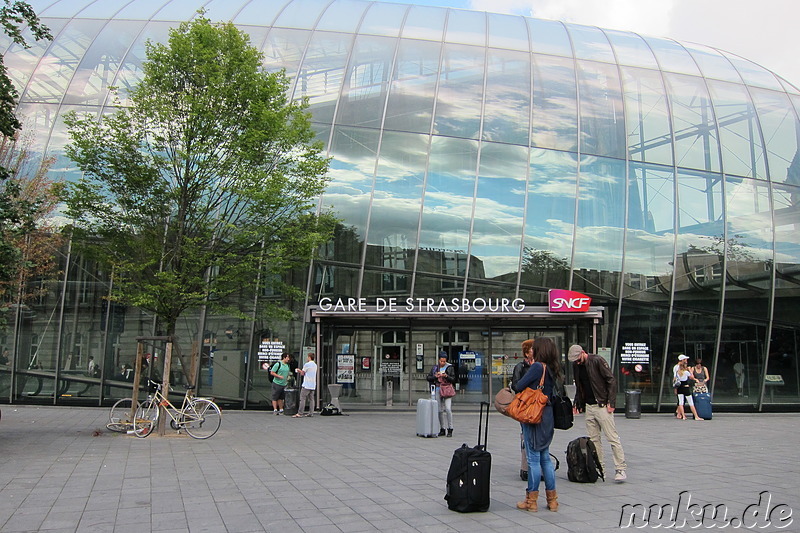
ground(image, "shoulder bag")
xmin=506 ymin=363 xmax=549 ymax=425
xmin=494 ymin=386 xmax=515 ymax=416
xmin=439 ymin=375 xmax=456 ymax=399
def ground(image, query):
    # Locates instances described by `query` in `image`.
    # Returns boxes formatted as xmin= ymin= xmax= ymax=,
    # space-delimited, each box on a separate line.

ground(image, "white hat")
xmin=678 ymin=354 xmax=689 ymax=361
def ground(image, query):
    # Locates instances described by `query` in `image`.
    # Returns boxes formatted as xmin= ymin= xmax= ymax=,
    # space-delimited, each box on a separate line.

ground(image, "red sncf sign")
xmin=548 ymin=289 xmax=592 ymax=313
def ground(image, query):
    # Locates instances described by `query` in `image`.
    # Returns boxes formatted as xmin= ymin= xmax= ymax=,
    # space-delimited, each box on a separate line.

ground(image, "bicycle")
xmin=107 ymin=397 xmax=140 ymax=433
xmin=134 ymin=381 xmax=222 ymax=439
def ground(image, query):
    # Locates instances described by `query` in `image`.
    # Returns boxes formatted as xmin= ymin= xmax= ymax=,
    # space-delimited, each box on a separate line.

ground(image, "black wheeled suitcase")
xmin=445 ymin=401 xmax=491 ymax=512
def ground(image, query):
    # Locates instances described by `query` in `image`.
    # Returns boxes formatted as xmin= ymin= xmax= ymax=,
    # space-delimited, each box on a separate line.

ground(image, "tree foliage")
xmin=63 ymin=15 xmax=334 ymax=335
xmin=0 ymin=131 xmax=63 ymax=325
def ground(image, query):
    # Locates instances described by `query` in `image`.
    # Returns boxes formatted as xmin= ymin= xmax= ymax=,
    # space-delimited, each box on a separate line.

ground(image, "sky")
xmin=408 ymin=0 xmax=800 ymax=88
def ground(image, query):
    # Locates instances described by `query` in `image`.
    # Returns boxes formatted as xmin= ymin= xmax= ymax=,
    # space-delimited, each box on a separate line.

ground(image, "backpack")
xmin=551 ymin=386 xmax=573 ymax=430
xmin=320 ymin=403 xmax=341 ymax=416
xmin=566 ymin=436 xmax=604 ymax=483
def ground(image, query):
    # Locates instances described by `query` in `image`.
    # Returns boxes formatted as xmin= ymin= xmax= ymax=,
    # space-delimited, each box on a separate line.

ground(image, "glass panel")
xmin=359 ymin=2 xmax=407 ymax=38
xmin=722 ymin=52 xmax=782 ymax=91
xmin=663 ymin=73 xmax=720 ymax=173
xmin=15 ymin=102 xmax=60 ymax=169
xmin=63 ymin=20 xmax=146 ymax=106
xmin=336 ymin=35 xmax=396 ymax=128
xmin=577 ymin=60 xmax=625 ymax=159
xmin=572 ymin=156 xmax=625 ymax=297
xmin=482 ymin=49 xmax=529 ymax=145
xmin=115 ymin=0 xmax=171 ymax=19
xmin=417 ymin=136 xmax=478 ymax=285
xmin=233 ymin=0 xmax=288 ymax=25
xmin=202 ymin=0 xmax=251 ymax=22
xmin=566 ymin=24 xmax=614 ymax=63
xmin=41 ymin=0 xmax=99 ymax=17
xmin=604 ymin=29 xmax=658 ymax=69
xmin=724 ymin=177 xmax=773 ymax=288
xmin=773 ymin=183 xmax=800 ymax=348
xmin=625 ymin=163 xmax=675 ymax=298
xmin=154 ymin=0 xmax=210 ymax=21
xmin=622 ymin=66 xmax=672 ymax=166
xmin=321 ymin=127 xmax=380 ymax=264
xmin=778 ymin=76 xmax=800 ymax=96
xmin=671 ymin=168 xmax=724 ymax=306
xmin=401 ymin=5 xmax=446 ymax=42
xmin=261 ymin=28 xmax=311 ymax=77
xmin=683 ymin=43 xmax=741 ymax=83
xmin=468 ymin=142 xmax=527 ymax=281
xmin=531 ymin=54 xmax=577 ymax=152
xmin=75 ymin=0 xmax=137 ymax=18
xmin=273 ymin=0 xmax=331 ymax=30
xmin=528 ymin=18 xmax=571 ymax=57
xmin=445 ymin=8 xmax=486 ymax=47
xmin=21 ymin=19 xmax=104 ymax=104
xmin=384 ymin=39 xmax=440 ymax=134
xmin=717 ymin=320 xmax=767 ymax=406
xmin=487 ymin=12 xmax=528 ymax=52
xmin=49 ymin=104 xmax=100 ymax=182
xmin=363 ymin=131 xmax=427 ymax=296
xmin=749 ymin=88 xmax=799 ymax=184
xmin=106 ymin=21 xmax=172 ymax=106
xmin=520 ymin=148 xmax=576 ymax=291
xmin=643 ymin=37 xmax=701 ymax=77
xmin=433 ymin=43 xmax=484 ymax=139
xmin=316 ymin=0 xmax=370 ymax=33
xmin=3 ymin=19 xmax=68 ymax=91
xmin=707 ymin=80 xmax=766 ymax=180
xmin=664 ymin=310 xmax=719 ymax=400
xmin=294 ymin=31 xmax=352 ymax=124
xmin=616 ymin=302 xmax=671 ymax=405
xmin=763 ymin=327 xmax=800 ymax=403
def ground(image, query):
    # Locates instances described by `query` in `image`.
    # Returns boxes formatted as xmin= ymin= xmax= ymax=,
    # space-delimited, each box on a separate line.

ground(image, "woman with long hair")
xmin=512 ymin=336 xmax=563 ymax=512
xmin=675 ymin=358 xmax=703 ymax=420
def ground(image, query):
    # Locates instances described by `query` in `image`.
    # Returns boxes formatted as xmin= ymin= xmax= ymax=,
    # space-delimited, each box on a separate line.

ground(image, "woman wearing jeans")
xmin=512 ymin=337 xmax=562 ymax=512
xmin=427 ymin=352 xmax=456 ymax=437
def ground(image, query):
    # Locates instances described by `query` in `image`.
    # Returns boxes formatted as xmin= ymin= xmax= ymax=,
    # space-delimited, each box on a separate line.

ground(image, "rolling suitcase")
xmin=693 ymin=392 xmax=712 ymax=420
xmin=445 ymin=401 xmax=491 ymax=512
xmin=416 ymin=385 xmax=439 ymax=437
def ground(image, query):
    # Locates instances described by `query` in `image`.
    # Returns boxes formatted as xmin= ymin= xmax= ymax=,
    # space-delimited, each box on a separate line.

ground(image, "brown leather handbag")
xmin=506 ymin=363 xmax=549 ymax=424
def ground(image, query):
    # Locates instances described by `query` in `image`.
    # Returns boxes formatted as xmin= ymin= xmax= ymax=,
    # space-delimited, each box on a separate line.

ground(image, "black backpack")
xmin=320 ymin=403 xmax=341 ymax=416
xmin=566 ymin=436 xmax=604 ymax=483
xmin=551 ymin=384 xmax=573 ymax=430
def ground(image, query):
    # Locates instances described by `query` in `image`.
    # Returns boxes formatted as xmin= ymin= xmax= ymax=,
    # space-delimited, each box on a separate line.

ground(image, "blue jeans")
xmin=522 ymin=425 xmax=556 ymax=492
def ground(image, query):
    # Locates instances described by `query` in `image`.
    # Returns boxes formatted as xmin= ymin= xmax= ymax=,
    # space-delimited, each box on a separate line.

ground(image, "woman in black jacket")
xmin=427 ymin=352 xmax=456 ymax=437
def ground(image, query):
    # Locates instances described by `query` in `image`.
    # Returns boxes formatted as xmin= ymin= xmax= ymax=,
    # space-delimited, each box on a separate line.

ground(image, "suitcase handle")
xmin=477 ymin=401 xmax=489 ymax=449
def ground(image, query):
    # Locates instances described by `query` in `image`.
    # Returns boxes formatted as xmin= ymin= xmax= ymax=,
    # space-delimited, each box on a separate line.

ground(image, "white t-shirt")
xmin=301 ymin=360 xmax=317 ymax=390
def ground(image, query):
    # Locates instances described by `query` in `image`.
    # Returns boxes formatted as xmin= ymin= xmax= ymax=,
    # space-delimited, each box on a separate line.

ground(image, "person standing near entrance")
xmin=270 ymin=353 xmax=291 ymax=415
xmin=293 ymin=353 xmax=317 ymax=418
xmin=427 ymin=352 xmax=456 ymax=437
xmin=511 ymin=339 xmax=534 ymax=481
xmin=568 ymin=344 xmax=628 ymax=482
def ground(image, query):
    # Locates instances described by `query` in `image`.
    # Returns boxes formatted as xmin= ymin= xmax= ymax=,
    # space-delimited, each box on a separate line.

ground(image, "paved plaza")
xmin=0 ymin=404 xmax=797 ymax=532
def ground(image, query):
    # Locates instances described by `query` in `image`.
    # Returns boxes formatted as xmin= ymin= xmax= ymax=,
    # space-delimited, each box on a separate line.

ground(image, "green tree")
xmin=63 ymin=15 xmax=334 ymax=335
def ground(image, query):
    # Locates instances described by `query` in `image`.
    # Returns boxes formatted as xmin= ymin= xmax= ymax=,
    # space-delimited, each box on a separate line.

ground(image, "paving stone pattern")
xmin=0 ymin=405 xmax=797 ymax=532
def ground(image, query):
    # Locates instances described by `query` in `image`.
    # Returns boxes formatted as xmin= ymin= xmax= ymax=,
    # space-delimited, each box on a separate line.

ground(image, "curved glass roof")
xmin=3 ymin=0 xmax=800 ymax=302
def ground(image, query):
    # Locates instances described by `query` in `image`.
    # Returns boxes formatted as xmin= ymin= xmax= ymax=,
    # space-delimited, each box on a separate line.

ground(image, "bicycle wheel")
xmin=107 ymin=398 xmax=139 ymax=432
xmin=133 ymin=399 xmax=159 ymax=438
xmin=183 ymin=399 xmax=221 ymax=439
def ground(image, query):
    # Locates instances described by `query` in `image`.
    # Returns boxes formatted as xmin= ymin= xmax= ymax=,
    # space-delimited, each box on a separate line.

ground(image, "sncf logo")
xmin=548 ymin=289 xmax=592 ymax=313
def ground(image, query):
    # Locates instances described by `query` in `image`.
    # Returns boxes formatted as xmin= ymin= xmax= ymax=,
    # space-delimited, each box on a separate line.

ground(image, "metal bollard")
xmin=386 ymin=379 xmax=393 ymax=407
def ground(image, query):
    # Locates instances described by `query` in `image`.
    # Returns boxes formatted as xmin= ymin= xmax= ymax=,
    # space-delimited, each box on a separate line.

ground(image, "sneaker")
xmin=438 ymin=429 xmax=446 ymax=437
xmin=279 ymin=409 xmax=284 ymax=415
xmin=614 ymin=470 xmax=627 ymax=482
xmin=274 ymin=410 xmax=279 ymax=415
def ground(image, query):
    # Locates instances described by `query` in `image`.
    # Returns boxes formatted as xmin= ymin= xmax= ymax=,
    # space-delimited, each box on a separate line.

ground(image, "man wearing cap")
xmin=568 ymin=344 xmax=627 ymax=482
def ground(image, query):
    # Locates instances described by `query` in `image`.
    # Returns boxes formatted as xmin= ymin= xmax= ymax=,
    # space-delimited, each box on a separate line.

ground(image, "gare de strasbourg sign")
xmin=315 ymin=289 xmax=593 ymax=314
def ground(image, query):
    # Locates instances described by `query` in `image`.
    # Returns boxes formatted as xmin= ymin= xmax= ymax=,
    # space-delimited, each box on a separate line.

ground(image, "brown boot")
xmin=545 ymin=489 xmax=558 ymax=512
xmin=516 ymin=491 xmax=538 ymax=511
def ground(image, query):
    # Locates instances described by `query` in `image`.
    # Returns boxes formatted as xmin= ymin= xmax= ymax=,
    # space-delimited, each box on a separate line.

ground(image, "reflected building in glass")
xmin=1 ymin=0 xmax=799 ymax=411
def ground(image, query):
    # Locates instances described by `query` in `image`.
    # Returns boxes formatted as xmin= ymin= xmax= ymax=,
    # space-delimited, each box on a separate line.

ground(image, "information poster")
xmin=620 ymin=342 xmax=650 ymax=365
xmin=337 ymin=354 xmax=355 ymax=383
xmin=258 ymin=340 xmax=285 ymax=371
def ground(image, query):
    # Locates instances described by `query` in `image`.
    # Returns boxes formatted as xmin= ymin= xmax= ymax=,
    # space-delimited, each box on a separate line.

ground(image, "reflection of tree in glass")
xmin=521 ymin=248 xmax=569 ymax=287
xmin=697 ymin=235 xmax=757 ymax=263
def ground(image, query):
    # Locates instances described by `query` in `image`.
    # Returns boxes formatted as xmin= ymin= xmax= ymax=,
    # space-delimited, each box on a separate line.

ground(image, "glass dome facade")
xmin=2 ymin=0 xmax=799 ymax=410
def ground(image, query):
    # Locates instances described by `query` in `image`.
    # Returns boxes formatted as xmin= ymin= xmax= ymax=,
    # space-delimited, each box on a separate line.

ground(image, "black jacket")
xmin=572 ymin=353 xmax=616 ymax=410
xmin=427 ymin=363 xmax=456 ymax=385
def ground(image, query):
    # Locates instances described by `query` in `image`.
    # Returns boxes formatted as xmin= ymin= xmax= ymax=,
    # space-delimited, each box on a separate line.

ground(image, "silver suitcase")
xmin=416 ymin=385 xmax=439 ymax=437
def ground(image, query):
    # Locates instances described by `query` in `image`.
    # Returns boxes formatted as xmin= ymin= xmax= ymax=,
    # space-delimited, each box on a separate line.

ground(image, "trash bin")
xmin=284 ymin=388 xmax=299 ymax=416
xmin=625 ymin=390 xmax=641 ymax=419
